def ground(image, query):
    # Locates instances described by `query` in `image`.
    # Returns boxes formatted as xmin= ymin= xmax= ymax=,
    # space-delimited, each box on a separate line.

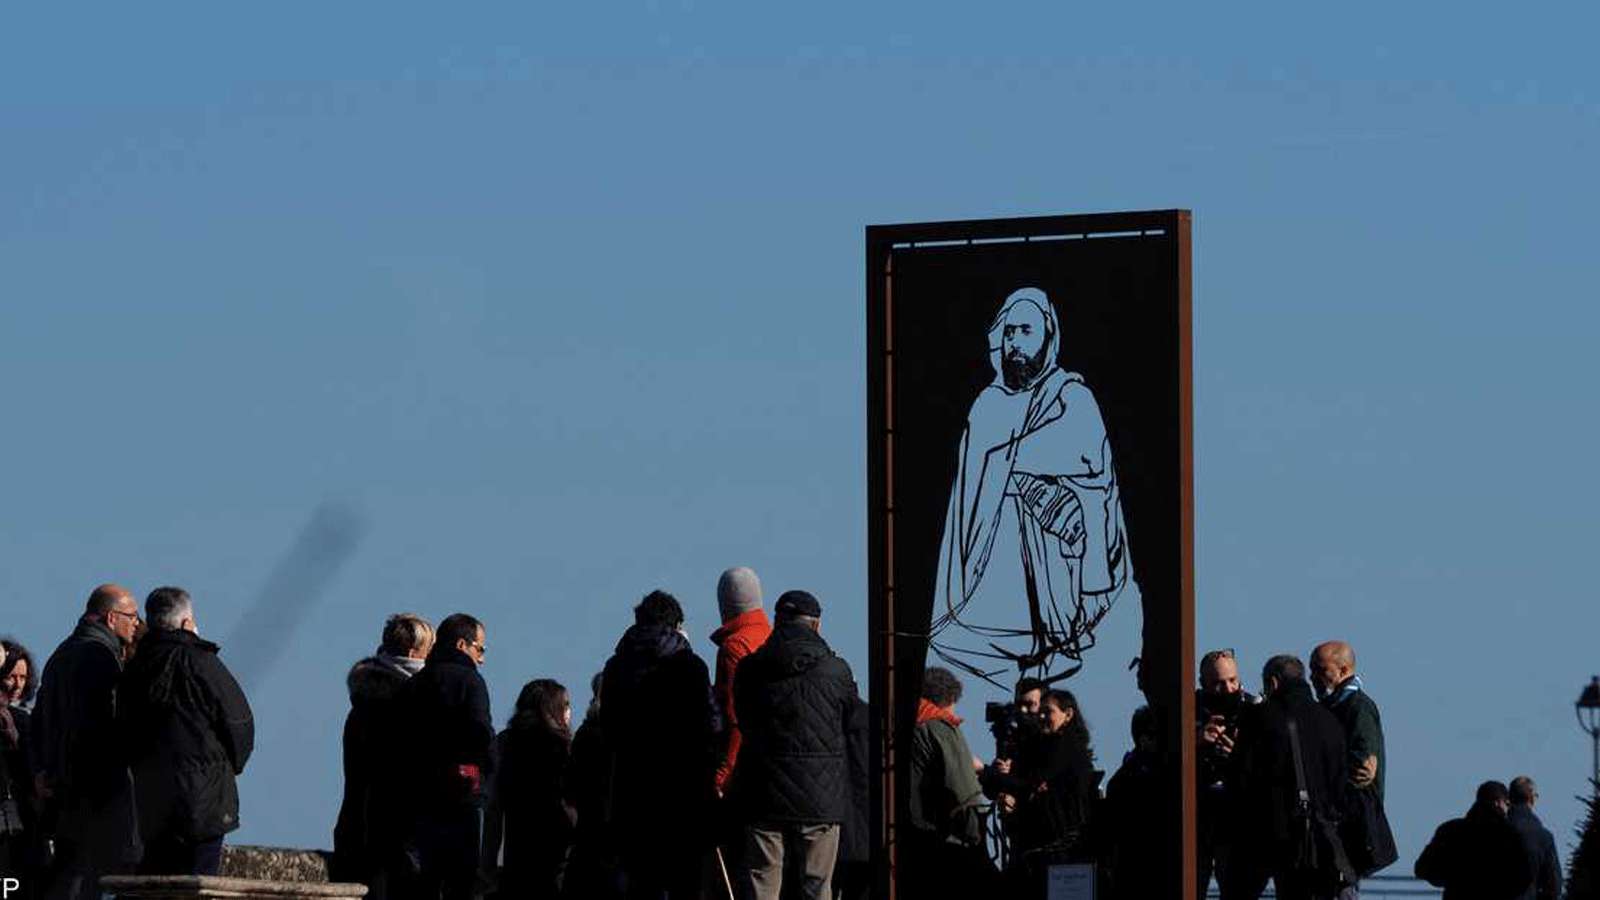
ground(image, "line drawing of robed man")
xmin=931 ymin=286 xmax=1131 ymax=676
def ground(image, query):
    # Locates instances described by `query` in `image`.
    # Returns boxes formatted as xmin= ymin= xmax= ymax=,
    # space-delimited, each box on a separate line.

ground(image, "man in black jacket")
xmin=730 ymin=590 xmax=858 ymax=900
xmin=34 ymin=584 xmax=144 ymax=900
xmin=118 ymin=586 xmax=255 ymax=875
xmin=599 ymin=590 xmax=720 ymax=900
xmin=332 ymin=614 xmax=434 ymax=899
xmin=1414 ymin=781 xmax=1533 ymax=900
xmin=1222 ymin=655 xmax=1347 ymax=900
xmin=394 ymin=613 xmax=492 ymax=900
xmin=1506 ymin=777 xmax=1561 ymax=900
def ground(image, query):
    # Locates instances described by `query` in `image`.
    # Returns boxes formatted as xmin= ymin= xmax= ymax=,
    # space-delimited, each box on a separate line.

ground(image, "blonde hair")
xmin=380 ymin=613 xmax=434 ymax=656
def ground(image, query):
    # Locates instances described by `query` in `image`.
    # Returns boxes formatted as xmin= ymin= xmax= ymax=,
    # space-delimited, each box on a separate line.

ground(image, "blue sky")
xmin=4 ymin=2 xmax=1598 ymax=873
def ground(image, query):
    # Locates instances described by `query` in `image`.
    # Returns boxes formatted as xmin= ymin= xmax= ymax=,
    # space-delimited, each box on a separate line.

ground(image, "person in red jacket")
xmin=710 ymin=567 xmax=772 ymax=795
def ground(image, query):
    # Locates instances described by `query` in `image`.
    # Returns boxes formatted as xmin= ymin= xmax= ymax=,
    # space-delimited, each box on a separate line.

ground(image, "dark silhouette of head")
xmin=922 ymin=666 xmax=963 ymax=709
xmin=634 ymin=590 xmax=685 ymax=630
xmin=511 ymin=678 xmax=571 ymax=738
xmin=0 ymin=638 xmax=36 ymax=705
xmin=436 ymin=613 xmax=485 ymax=666
xmin=1509 ymin=776 xmax=1538 ymax=807
xmin=1261 ymin=654 xmax=1306 ymax=697
xmin=1476 ymin=780 xmax=1511 ymax=816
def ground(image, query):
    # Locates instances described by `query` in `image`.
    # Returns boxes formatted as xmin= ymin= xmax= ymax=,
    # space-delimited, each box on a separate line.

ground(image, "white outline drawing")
xmin=930 ymin=286 xmax=1131 ymax=685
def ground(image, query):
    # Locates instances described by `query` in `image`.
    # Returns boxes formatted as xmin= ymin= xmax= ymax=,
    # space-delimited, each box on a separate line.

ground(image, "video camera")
xmin=985 ymin=700 xmax=1041 ymax=761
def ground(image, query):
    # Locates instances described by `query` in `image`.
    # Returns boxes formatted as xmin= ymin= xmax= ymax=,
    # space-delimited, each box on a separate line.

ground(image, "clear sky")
xmin=4 ymin=2 xmax=1598 ymax=874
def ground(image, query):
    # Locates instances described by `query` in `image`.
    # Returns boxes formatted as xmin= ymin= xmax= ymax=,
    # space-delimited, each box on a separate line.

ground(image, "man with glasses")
xmin=394 ymin=613 xmax=492 ymax=900
xmin=34 ymin=584 xmax=144 ymax=900
xmin=1507 ymin=777 xmax=1561 ymax=900
xmin=1197 ymin=648 xmax=1255 ymax=899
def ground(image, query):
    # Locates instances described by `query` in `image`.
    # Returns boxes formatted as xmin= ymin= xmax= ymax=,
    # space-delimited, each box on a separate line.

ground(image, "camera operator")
xmin=986 ymin=689 xmax=1098 ymax=884
xmin=1197 ymin=649 xmax=1258 ymax=899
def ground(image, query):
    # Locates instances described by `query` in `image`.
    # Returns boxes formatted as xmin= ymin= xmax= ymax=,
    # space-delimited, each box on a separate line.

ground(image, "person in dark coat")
xmin=729 ymin=590 xmax=858 ymax=900
xmin=34 ymin=583 xmax=144 ymax=900
xmin=1198 ymin=649 xmax=1257 ymax=899
xmin=1506 ymin=777 xmax=1560 ymax=900
xmin=599 ymin=590 xmax=720 ymax=900
xmin=563 ymin=672 xmax=622 ymax=900
xmin=1415 ymin=781 xmax=1533 ymax=900
xmin=1221 ymin=654 xmax=1347 ymax=900
xmin=833 ymin=695 xmax=872 ymax=900
xmin=987 ymin=688 xmax=1098 ymax=890
xmin=1103 ymin=705 xmax=1161 ymax=900
xmin=482 ymin=679 xmax=575 ymax=900
xmin=393 ymin=613 xmax=493 ymax=900
xmin=1 ymin=638 xmax=43 ymax=900
xmin=118 ymin=587 xmax=255 ymax=876
xmin=331 ymin=614 xmax=435 ymax=898
xmin=1311 ymin=640 xmax=1392 ymax=885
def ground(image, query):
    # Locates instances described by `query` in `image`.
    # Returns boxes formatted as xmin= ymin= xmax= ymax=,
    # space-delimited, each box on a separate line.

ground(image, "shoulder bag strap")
xmin=1287 ymin=718 xmax=1310 ymax=813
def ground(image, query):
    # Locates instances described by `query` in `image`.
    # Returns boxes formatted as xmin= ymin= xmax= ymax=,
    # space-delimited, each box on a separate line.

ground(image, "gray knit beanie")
xmin=717 ymin=567 xmax=763 ymax=621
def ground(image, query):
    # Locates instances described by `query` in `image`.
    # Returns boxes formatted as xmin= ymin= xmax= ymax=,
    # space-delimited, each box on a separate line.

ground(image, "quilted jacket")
xmin=730 ymin=621 xmax=858 ymax=825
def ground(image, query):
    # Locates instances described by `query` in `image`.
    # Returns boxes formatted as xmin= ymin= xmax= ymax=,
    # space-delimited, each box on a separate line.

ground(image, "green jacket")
xmin=909 ymin=718 xmax=985 ymax=846
xmin=1325 ymin=681 xmax=1385 ymax=801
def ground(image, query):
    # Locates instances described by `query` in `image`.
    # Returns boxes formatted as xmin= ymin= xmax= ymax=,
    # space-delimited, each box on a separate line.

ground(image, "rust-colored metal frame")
xmin=865 ymin=210 xmax=1194 ymax=899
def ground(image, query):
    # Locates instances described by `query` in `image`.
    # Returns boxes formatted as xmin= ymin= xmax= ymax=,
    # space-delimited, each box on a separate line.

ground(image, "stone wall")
xmin=102 ymin=846 xmax=366 ymax=900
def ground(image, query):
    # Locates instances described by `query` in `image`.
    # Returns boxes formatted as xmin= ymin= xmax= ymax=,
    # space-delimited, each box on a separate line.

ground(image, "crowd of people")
xmin=329 ymin=568 xmax=867 ymax=900
xmin=0 ymin=578 xmax=1573 ymax=900
xmin=0 ymin=584 xmax=254 ymax=900
xmin=901 ymin=641 xmax=1565 ymax=900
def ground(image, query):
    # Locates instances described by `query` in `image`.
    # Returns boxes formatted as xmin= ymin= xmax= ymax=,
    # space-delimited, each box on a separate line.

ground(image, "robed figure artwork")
xmin=933 ymin=286 xmax=1131 ymax=679
xmin=868 ymin=210 xmax=1194 ymax=897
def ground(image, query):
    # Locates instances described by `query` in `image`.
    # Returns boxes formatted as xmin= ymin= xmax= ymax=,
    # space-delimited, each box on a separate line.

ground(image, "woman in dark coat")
xmin=482 ymin=679 xmax=575 ymax=900
xmin=996 ymin=689 xmax=1098 ymax=877
xmin=1 ymin=638 xmax=43 ymax=899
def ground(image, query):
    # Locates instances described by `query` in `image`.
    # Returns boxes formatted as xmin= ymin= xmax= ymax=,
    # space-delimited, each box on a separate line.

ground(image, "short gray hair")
xmin=145 ymin=586 xmax=193 ymax=631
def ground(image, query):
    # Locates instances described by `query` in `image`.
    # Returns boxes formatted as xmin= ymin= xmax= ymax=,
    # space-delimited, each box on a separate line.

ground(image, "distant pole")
xmin=1577 ymin=676 xmax=1600 ymax=793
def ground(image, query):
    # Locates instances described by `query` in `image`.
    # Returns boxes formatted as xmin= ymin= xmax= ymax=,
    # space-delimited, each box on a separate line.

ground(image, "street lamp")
xmin=1578 ymin=676 xmax=1600 ymax=793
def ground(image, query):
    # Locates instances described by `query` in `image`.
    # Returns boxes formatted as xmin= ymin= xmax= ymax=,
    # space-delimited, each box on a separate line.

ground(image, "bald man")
xmin=1311 ymin=640 xmax=1394 ymax=881
xmin=35 ymin=584 xmax=144 ymax=899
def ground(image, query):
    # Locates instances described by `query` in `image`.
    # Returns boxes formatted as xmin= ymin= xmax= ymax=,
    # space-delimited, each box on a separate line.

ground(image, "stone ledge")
xmin=220 ymin=846 xmax=333 ymax=883
xmin=102 ymin=875 xmax=367 ymax=900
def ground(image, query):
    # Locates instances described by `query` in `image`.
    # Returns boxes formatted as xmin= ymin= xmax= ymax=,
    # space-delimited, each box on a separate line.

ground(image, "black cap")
xmin=774 ymin=590 xmax=822 ymax=618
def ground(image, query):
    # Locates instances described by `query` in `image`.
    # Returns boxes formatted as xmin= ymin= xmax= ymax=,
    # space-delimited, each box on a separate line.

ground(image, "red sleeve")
xmin=714 ymin=646 xmax=740 ymax=792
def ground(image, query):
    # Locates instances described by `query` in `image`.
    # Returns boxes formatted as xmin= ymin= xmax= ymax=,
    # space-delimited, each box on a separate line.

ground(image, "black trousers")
xmin=138 ymin=835 xmax=224 ymax=876
xmin=1221 ymin=853 xmax=1341 ymax=900
xmin=398 ymin=805 xmax=482 ymax=900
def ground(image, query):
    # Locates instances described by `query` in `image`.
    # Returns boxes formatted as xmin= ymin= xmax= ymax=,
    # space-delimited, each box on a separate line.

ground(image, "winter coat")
xmin=118 ymin=627 xmax=255 ymax=843
xmin=331 ymin=655 xmax=415 ymax=882
xmin=562 ymin=713 xmax=621 ymax=897
xmin=729 ymin=621 xmax=857 ymax=825
xmin=396 ymin=648 xmax=493 ymax=810
xmin=709 ymin=609 xmax=771 ymax=793
xmin=1226 ymin=680 xmax=1345 ymax=853
xmin=1103 ymin=749 xmax=1162 ymax=900
xmin=1415 ymin=802 xmax=1533 ymax=900
xmin=1 ymin=706 xmax=38 ymax=834
xmin=1323 ymin=679 xmax=1386 ymax=801
xmin=991 ymin=724 xmax=1097 ymax=855
xmin=908 ymin=706 xmax=984 ymax=846
xmin=1507 ymin=806 xmax=1560 ymax=900
xmin=838 ymin=696 xmax=870 ymax=864
xmin=599 ymin=624 xmax=719 ymax=854
xmin=34 ymin=618 xmax=124 ymax=807
xmin=483 ymin=725 xmax=574 ymax=898
xmin=34 ymin=616 xmax=141 ymax=866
